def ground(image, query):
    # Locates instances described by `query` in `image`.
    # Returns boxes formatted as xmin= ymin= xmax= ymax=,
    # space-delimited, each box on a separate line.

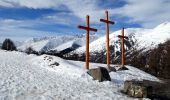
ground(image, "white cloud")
xmin=110 ymin=0 xmax=170 ymax=27
xmin=0 ymin=0 xmax=14 ymax=7
xmin=43 ymin=12 xmax=81 ymax=26
xmin=0 ymin=0 xmax=106 ymax=41
xmin=0 ymin=19 xmax=56 ymax=41
xmin=0 ymin=0 xmax=105 ymax=23
xmin=0 ymin=0 xmax=170 ymax=28
xmin=0 ymin=0 xmax=60 ymax=8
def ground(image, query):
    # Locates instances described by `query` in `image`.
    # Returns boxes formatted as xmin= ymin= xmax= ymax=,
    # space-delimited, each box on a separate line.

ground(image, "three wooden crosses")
xmin=78 ymin=10 xmax=128 ymax=70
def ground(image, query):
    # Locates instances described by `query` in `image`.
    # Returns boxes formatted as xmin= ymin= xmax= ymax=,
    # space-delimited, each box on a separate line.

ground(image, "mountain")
xmin=18 ymin=34 xmax=100 ymax=53
xmin=64 ymin=22 xmax=170 ymax=79
xmin=74 ymin=22 xmax=170 ymax=54
xmin=17 ymin=22 xmax=170 ymax=55
xmin=0 ymin=50 xmax=160 ymax=100
xmin=66 ymin=22 xmax=170 ymax=62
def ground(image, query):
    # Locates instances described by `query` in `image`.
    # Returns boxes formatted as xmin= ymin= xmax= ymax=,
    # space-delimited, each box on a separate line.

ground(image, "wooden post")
xmin=78 ymin=15 xmax=97 ymax=70
xmin=121 ymin=28 xmax=125 ymax=66
xmin=118 ymin=28 xmax=128 ymax=67
xmin=86 ymin=15 xmax=89 ymax=69
xmin=100 ymin=10 xmax=115 ymax=68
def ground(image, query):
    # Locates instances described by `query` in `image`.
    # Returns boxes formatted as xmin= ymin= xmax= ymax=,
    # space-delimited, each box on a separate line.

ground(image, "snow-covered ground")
xmin=0 ymin=50 xmax=159 ymax=100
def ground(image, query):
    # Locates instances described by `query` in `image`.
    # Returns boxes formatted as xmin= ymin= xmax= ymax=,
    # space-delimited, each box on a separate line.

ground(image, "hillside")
xmin=18 ymin=34 xmax=100 ymax=53
xmin=0 ymin=50 xmax=159 ymax=100
xmin=74 ymin=22 xmax=170 ymax=54
xmin=129 ymin=39 xmax=170 ymax=79
xmin=15 ymin=22 xmax=170 ymax=58
xmin=61 ymin=22 xmax=170 ymax=79
xmin=65 ymin=22 xmax=170 ymax=64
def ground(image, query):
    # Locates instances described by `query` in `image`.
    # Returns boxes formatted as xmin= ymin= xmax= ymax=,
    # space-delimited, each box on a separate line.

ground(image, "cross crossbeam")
xmin=78 ymin=26 xmax=97 ymax=32
xmin=78 ymin=15 xmax=97 ymax=70
xmin=118 ymin=35 xmax=128 ymax=39
xmin=100 ymin=10 xmax=115 ymax=68
xmin=100 ymin=19 xmax=115 ymax=24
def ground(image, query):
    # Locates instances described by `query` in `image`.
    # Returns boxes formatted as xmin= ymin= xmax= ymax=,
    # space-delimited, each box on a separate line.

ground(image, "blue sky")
xmin=0 ymin=0 xmax=170 ymax=41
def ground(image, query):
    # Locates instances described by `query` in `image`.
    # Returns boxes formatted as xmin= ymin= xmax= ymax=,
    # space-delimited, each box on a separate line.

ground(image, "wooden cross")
xmin=100 ymin=10 xmax=115 ymax=68
xmin=78 ymin=15 xmax=97 ymax=70
xmin=117 ymin=28 xmax=128 ymax=67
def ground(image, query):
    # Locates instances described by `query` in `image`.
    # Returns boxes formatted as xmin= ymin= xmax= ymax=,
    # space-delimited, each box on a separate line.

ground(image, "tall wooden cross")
xmin=78 ymin=15 xmax=97 ymax=70
xmin=117 ymin=28 xmax=128 ymax=67
xmin=100 ymin=10 xmax=115 ymax=68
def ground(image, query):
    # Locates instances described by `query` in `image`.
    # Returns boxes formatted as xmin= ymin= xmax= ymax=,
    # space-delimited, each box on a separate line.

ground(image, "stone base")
xmin=123 ymin=80 xmax=159 ymax=98
xmin=87 ymin=67 xmax=111 ymax=82
xmin=117 ymin=66 xmax=128 ymax=71
xmin=108 ymin=66 xmax=116 ymax=72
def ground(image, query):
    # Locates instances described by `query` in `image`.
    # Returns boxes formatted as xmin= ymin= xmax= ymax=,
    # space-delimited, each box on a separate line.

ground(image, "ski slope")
xmin=0 ymin=50 xmax=159 ymax=100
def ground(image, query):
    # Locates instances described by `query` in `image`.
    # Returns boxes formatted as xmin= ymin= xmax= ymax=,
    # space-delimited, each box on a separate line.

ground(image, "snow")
xmin=18 ymin=34 xmax=100 ymax=53
xmin=135 ymin=22 xmax=170 ymax=50
xmin=0 ymin=50 xmax=159 ymax=100
xmin=18 ymin=36 xmax=76 ymax=52
xmin=16 ymin=22 xmax=170 ymax=55
xmin=53 ymin=40 xmax=78 ymax=51
xmin=74 ymin=22 xmax=170 ymax=53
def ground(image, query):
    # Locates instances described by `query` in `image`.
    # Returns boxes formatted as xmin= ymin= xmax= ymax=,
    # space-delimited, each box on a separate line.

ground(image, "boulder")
xmin=123 ymin=80 xmax=152 ymax=98
xmin=87 ymin=67 xmax=111 ymax=82
xmin=50 ymin=62 xmax=59 ymax=66
xmin=117 ymin=65 xmax=128 ymax=71
xmin=108 ymin=66 xmax=116 ymax=72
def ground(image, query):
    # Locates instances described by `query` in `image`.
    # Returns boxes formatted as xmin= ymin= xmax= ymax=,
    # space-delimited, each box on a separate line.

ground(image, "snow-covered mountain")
xmin=73 ymin=22 xmax=170 ymax=54
xmin=18 ymin=34 xmax=100 ymax=53
xmin=17 ymin=22 xmax=170 ymax=56
xmin=0 ymin=50 xmax=160 ymax=100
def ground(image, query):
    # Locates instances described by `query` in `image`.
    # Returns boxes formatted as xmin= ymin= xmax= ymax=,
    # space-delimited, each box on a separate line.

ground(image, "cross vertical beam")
xmin=86 ymin=15 xmax=89 ymax=69
xmin=118 ymin=28 xmax=128 ymax=67
xmin=106 ymin=11 xmax=110 ymax=68
xmin=78 ymin=15 xmax=97 ymax=70
xmin=121 ymin=28 xmax=125 ymax=66
xmin=100 ymin=11 xmax=115 ymax=68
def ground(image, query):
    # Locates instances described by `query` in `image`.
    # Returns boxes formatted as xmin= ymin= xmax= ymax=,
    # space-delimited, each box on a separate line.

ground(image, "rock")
xmin=142 ymin=80 xmax=169 ymax=99
xmin=108 ymin=66 xmax=116 ymax=72
xmin=123 ymin=80 xmax=132 ymax=93
xmin=127 ymin=83 xmax=147 ymax=98
xmin=123 ymin=80 xmax=152 ymax=98
xmin=87 ymin=67 xmax=111 ymax=82
xmin=50 ymin=62 xmax=60 ymax=66
xmin=117 ymin=65 xmax=128 ymax=71
xmin=123 ymin=80 xmax=170 ymax=99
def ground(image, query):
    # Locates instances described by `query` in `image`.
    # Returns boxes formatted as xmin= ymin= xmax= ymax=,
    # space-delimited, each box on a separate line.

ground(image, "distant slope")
xmin=4 ymin=22 xmax=170 ymax=55
xmin=18 ymin=34 xmax=100 ymax=53
xmin=74 ymin=22 xmax=170 ymax=54
xmin=18 ymin=36 xmax=76 ymax=52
